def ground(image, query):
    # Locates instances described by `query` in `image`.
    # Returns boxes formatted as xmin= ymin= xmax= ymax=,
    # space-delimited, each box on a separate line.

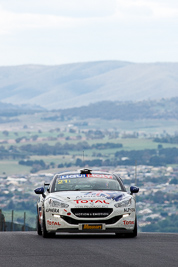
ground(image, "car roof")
xmin=53 ymin=169 xmax=118 ymax=180
xmin=56 ymin=170 xmax=112 ymax=176
xmin=50 ymin=169 xmax=126 ymax=192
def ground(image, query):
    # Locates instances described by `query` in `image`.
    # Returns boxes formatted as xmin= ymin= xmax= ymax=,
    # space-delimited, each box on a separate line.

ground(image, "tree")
xmin=170 ymin=178 xmax=178 ymax=184
xmin=2 ymin=130 xmax=9 ymax=136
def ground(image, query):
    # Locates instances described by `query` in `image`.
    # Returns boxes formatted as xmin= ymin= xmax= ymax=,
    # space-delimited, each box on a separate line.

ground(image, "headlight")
xmin=48 ymin=198 xmax=69 ymax=208
xmin=114 ymin=198 xmax=132 ymax=208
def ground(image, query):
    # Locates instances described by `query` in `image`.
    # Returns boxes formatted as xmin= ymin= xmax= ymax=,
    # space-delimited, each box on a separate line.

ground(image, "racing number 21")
xmin=58 ymin=179 xmax=70 ymax=184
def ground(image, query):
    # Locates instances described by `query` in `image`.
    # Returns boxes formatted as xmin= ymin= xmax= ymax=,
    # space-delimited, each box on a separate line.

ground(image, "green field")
xmin=0 ymin=112 xmax=178 ymax=175
xmin=0 ymin=160 xmax=31 ymax=175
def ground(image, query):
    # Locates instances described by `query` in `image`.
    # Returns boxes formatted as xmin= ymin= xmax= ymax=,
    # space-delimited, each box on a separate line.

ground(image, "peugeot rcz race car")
xmin=34 ymin=169 xmax=139 ymax=238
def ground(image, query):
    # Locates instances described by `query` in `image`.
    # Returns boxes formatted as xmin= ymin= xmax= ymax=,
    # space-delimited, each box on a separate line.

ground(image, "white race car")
xmin=34 ymin=169 xmax=139 ymax=238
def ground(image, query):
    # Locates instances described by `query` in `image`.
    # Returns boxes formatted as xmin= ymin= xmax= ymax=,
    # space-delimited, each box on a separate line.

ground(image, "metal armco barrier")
xmin=0 ymin=210 xmax=35 ymax=231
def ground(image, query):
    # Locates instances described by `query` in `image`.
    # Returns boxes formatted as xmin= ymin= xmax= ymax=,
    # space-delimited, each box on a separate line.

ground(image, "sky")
xmin=0 ymin=0 xmax=178 ymax=66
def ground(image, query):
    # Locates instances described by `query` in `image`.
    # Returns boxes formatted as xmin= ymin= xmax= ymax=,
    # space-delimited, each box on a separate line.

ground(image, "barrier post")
xmin=11 ymin=210 xmax=14 ymax=231
xmin=23 ymin=212 xmax=26 ymax=231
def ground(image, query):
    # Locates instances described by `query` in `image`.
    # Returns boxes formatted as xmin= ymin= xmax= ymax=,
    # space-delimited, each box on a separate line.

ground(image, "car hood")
xmin=47 ymin=190 xmax=129 ymax=204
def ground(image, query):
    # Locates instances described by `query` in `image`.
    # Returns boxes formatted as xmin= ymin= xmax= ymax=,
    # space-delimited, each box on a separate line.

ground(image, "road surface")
xmin=0 ymin=232 xmax=177 ymax=267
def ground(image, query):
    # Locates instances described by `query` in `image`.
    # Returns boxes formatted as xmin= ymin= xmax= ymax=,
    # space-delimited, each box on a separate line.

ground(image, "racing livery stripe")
xmin=59 ymin=174 xmax=113 ymax=179
xmin=87 ymin=174 xmax=113 ymax=178
xmin=60 ymin=174 xmax=86 ymax=179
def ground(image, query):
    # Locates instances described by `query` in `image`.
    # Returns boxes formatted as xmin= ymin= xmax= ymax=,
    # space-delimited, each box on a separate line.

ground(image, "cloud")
xmin=0 ymin=0 xmax=178 ymax=36
xmin=0 ymin=7 xmax=81 ymax=35
xmin=0 ymin=0 xmax=118 ymax=35
xmin=115 ymin=0 xmax=178 ymax=19
xmin=0 ymin=0 xmax=117 ymax=17
xmin=2 ymin=0 xmax=178 ymax=19
xmin=0 ymin=0 xmax=178 ymax=65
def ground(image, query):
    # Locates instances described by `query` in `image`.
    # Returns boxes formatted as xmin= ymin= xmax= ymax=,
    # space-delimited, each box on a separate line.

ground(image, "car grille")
xmin=71 ymin=208 xmax=113 ymax=218
xmin=61 ymin=215 xmax=122 ymax=225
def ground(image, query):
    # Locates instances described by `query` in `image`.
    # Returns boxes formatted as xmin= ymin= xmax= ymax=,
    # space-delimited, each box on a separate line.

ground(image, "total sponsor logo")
xmin=124 ymin=208 xmax=135 ymax=213
xmin=74 ymin=199 xmax=110 ymax=204
xmin=47 ymin=220 xmax=61 ymax=226
xmin=46 ymin=208 xmax=59 ymax=213
xmin=123 ymin=220 xmax=134 ymax=225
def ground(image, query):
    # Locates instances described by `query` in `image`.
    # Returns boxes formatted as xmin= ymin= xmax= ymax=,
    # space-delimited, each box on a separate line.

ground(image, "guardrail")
xmin=0 ymin=210 xmax=36 ymax=231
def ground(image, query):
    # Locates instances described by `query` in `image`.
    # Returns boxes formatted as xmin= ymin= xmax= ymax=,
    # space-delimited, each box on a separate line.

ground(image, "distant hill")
xmin=0 ymin=101 xmax=45 ymax=117
xmin=44 ymin=98 xmax=178 ymax=121
xmin=0 ymin=61 xmax=178 ymax=109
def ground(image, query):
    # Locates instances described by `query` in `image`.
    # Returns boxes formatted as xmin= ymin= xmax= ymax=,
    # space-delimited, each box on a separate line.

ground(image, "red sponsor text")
xmin=123 ymin=220 xmax=134 ymax=225
xmin=74 ymin=199 xmax=109 ymax=204
xmin=47 ymin=220 xmax=61 ymax=226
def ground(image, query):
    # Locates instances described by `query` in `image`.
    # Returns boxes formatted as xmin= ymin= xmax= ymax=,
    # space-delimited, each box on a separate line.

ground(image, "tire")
xmin=48 ymin=232 xmax=56 ymax=238
xmin=37 ymin=215 xmax=42 ymax=236
xmin=42 ymin=212 xmax=55 ymax=238
xmin=115 ymin=217 xmax=137 ymax=238
xmin=125 ymin=217 xmax=137 ymax=238
xmin=42 ymin=212 xmax=49 ymax=238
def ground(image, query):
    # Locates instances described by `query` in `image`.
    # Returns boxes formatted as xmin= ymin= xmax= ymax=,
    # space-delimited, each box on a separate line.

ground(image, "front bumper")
xmin=44 ymin=208 xmax=136 ymax=233
xmin=55 ymin=227 xmax=134 ymax=234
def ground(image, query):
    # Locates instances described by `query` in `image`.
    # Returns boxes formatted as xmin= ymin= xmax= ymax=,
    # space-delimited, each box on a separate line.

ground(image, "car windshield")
xmin=53 ymin=177 xmax=122 ymax=192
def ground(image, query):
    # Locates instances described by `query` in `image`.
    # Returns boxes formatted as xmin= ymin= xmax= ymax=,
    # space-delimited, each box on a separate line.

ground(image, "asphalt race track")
xmin=0 ymin=232 xmax=177 ymax=267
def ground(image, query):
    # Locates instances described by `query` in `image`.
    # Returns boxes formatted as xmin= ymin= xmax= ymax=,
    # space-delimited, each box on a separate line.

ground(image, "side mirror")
xmin=34 ymin=187 xmax=44 ymax=195
xmin=130 ymin=186 xmax=139 ymax=195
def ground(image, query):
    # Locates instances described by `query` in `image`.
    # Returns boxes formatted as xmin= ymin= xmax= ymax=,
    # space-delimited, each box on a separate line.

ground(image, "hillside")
xmin=43 ymin=98 xmax=178 ymax=121
xmin=0 ymin=61 xmax=178 ymax=109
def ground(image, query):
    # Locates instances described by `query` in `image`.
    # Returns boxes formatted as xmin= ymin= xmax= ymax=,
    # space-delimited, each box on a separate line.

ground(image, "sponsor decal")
xmin=124 ymin=208 xmax=135 ymax=212
xmin=114 ymin=194 xmax=125 ymax=201
xmin=60 ymin=174 xmax=86 ymax=179
xmin=46 ymin=208 xmax=59 ymax=213
xmin=39 ymin=211 xmax=42 ymax=223
xmin=74 ymin=199 xmax=109 ymax=204
xmin=84 ymin=191 xmax=124 ymax=201
xmin=59 ymin=174 xmax=113 ymax=179
xmin=123 ymin=220 xmax=134 ymax=225
xmin=87 ymin=174 xmax=112 ymax=179
xmin=83 ymin=224 xmax=102 ymax=230
xmin=58 ymin=179 xmax=71 ymax=184
xmin=47 ymin=220 xmax=61 ymax=226
xmin=76 ymin=194 xmax=104 ymax=199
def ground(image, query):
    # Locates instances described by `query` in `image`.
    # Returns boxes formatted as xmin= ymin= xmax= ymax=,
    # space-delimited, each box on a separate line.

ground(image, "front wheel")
xmin=42 ymin=212 xmax=50 ymax=238
xmin=37 ymin=215 xmax=42 ymax=235
xmin=42 ymin=212 xmax=56 ymax=238
xmin=125 ymin=217 xmax=137 ymax=238
xmin=115 ymin=217 xmax=137 ymax=238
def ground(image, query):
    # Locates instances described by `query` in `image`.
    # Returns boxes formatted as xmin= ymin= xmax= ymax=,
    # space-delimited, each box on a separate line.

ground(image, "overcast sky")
xmin=0 ymin=0 xmax=178 ymax=66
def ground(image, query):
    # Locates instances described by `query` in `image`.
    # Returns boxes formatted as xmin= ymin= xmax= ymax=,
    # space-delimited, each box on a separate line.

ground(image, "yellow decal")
xmin=83 ymin=224 xmax=102 ymax=230
xmin=58 ymin=179 xmax=71 ymax=184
